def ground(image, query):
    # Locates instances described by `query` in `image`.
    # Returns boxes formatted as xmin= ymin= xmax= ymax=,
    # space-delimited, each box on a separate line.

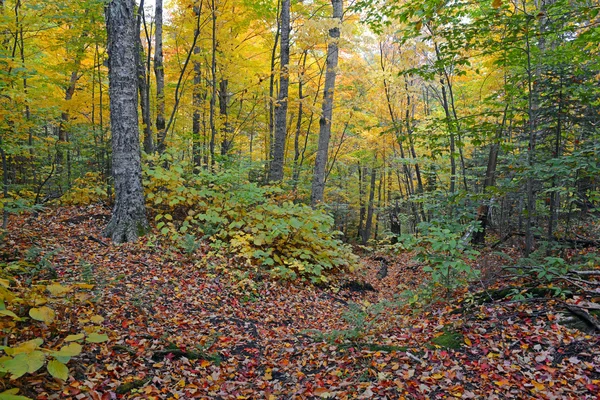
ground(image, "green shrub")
xmin=143 ymin=156 xmax=357 ymax=282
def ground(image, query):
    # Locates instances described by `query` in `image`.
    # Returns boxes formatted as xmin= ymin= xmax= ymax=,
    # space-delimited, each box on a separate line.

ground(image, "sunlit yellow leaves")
xmin=29 ymin=306 xmax=55 ymax=323
xmin=46 ymin=283 xmax=72 ymax=297
xmin=5 ymin=339 xmax=43 ymax=356
xmin=90 ymin=314 xmax=105 ymax=324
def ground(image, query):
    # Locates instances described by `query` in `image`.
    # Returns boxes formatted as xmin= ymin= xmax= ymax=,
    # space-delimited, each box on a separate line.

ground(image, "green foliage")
xmin=309 ymin=301 xmax=387 ymax=343
xmin=0 ymin=249 xmax=109 ymax=384
xmin=413 ymin=222 xmax=480 ymax=296
xmin=143 ymin=158 xmax=357 ymax=282
xmin=60 ymin=172 xmax=108 ymax=206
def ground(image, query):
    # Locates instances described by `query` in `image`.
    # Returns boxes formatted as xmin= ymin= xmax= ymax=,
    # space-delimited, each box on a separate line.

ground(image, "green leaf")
xmin=5 ymin=339 xmax=43 ymax=356
xmin=64 ymin=334 xmax=85 ymax=342
xmin=47 ymin=359 xmax=69 ymax=381
xmin=26 ymin=351 xmax=45 ymax=373
xmin=2 ymin=354 xmax=28 ymax=379
xmin=0 ymin=310 xmax=19 ymax=319
xmin=0 ymin=388 xmax=31 ymax=400
xmin=53 ymin=343 xmax=82 ymax=357
xmin=29 ymin=306 xmax=55 ymax=323
xmin=86 ymin=332 xmax=109 ymax=343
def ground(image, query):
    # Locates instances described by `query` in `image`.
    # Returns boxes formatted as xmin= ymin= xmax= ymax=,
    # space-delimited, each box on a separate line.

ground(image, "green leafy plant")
xmin=414 ymin=222 xmax=480 ymax=297
xmin=143 ymin=158 xmax=357 ymax=282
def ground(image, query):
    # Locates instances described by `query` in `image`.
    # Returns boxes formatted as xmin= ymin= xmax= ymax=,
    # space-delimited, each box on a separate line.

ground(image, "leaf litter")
xmin=1 ymin=206 xmax=599 ymax=399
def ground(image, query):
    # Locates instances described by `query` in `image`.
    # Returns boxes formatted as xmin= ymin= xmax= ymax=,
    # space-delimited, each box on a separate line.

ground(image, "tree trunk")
xmin=473 ymin=104 xmax=508 ymax=245
xmin=292 ymin=51 xmax=307 ymax=188
xmin=219 ymin=79 xmax=232 ymax=156
xmin=310 ymin=0 xmax=342 ymax=206
xmin=362 ymin=166 xmax=377 ymax=245
xmin=154 ymin=0 xmax=166 ymax=153
xmin=268 ymin=0 xmax=290 ymax=182
xmin=192 ymin=2 xmax=203 ymax=168
xmin=209 ymin=0 xmax=217 ymax=166
xmin=104 ymin=0 xmax=149 ymax=243
xmin=267 ymin=0 xmax=281 ymax=165
xmin=136 ymin=0 xmax=153 ymax=153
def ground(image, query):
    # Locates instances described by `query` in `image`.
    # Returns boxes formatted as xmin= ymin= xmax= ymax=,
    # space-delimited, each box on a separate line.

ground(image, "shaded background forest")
xmin=1 ymin=0 xmax=599 ymax=256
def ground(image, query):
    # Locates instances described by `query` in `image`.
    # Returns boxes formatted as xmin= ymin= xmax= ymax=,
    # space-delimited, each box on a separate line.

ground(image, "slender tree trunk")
xmin=311 ymin=0 xmax=342 ymax=206
xmin=104 ymin=0 xmax=149 ymax=243
xmin=192 ymin=47 xmax=202 ymax=167
xmin=292 ymin=51 xmax=307 ymax=187
xmin=548 ymin=79 xmax=563 ymax=240
xmin=358 ymin=163 xmax=365 ymax=240
xmin=473 ymin=104 xmax=508 ymax=244
xmin=268 ymin=0 xmax=281 ymax=164
xmin=219 ymin=79 xmax=232 ymax=156
xmin=154 ymin=0 xmax=166 ymax=153
xmin=268 ymin=0 xmax=290 ymax=182
xmin=209 ymin=0 xmax=217 ymax=166
xmin=192 ymin=2 xmax=203 ymax=167
xmin=136 ymin=0 xmax=153 ymax=153
xmin=362 ymin=166 xmax=377 ymax=245
xmin=440 ymin=78 xmax=457 ymax=195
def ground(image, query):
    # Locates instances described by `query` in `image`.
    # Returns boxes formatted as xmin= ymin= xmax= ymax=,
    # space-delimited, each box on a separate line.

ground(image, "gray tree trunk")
xmin=136 ymin=0 xmax=153 ymax=154
xmin=268 ymin=0 xmax=290 ymax=182
xmin=154 ymin=0 xmax=166 ymax=153
xmin=104 ymin=0 xmax=149 ymax=243
xmin=310 ymin=0 xmax=342 ymax=206
xmin=192 ymin=2 xmax=202 ymax=168
xmin=361 ymin=166 xmax=376 ymax=245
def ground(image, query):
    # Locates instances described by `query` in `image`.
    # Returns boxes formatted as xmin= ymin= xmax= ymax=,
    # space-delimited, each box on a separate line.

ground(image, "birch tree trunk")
xmin=268 ymin=0 xmax=290 ymax=182
xmin=104 ymin=0 xmax=149 ymax=243
xmin=310 ymin=0 xmax=342 ymax=206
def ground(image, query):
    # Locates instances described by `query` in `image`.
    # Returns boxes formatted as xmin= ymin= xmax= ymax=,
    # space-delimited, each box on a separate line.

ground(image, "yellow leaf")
xmin=464 ymin=337 xmax=472 ymax=346
xmin=432 ymin=373 xmax=444 ymax=380
xmin=64 ymin=334 xmax=85 ymax=342
xmin=90 ymin=315 xmax=105 ymax=324
xmin=74 ymin=283 xmax=94 ymax=289
xmin=29 ymin=306 xmax=56 ymax=323
xmin=5 ymin=339 xmax=43 ymax=355
xmin=264 ymin=367 xmax=272 ymax=380
xmin=0 ymin=278 xmax=10 ymax=287
xmin=46 ymin=284 xmax=72 ymax=297
xmin=54 ymin=343 xmax=82 ymax=357
xmin=531 ymin=380 xmax=545 ymax=391
xmin=492 ymin=0 xmax=502 ymax=9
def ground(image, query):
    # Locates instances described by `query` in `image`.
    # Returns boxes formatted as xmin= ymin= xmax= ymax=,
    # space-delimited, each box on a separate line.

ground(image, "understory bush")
xmin=143 ymin=155 xmax=357 ymax=282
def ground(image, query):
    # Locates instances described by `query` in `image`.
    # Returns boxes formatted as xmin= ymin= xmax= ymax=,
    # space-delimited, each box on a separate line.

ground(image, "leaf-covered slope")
xmin=1 ymin=206 xmax=599 ymax=399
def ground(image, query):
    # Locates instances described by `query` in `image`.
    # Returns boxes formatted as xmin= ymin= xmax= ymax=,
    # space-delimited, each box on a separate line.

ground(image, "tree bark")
xmin=104 ymin=0 xmax=149 ymax=243
xmin=268 ymin=0 xmax=290 ymax=182
xmin=154 ymin=0 xmax=166 ymax=153
xmin=136 ymin=0 xmax=153 ymax=154
xmin=208 ymin=0 xmax=217 ymax=166
xmin=362 ymin=166 xmax=377 ymax=245
xmin=310 ymin=0 xmax=342 ymax=206
xmin=192 ymin=2 xmax=203 ymax=168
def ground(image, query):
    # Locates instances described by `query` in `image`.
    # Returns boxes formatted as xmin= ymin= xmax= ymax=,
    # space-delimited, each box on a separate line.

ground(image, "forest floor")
xmin=2 ymin=205 xmax=600 ymax=399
